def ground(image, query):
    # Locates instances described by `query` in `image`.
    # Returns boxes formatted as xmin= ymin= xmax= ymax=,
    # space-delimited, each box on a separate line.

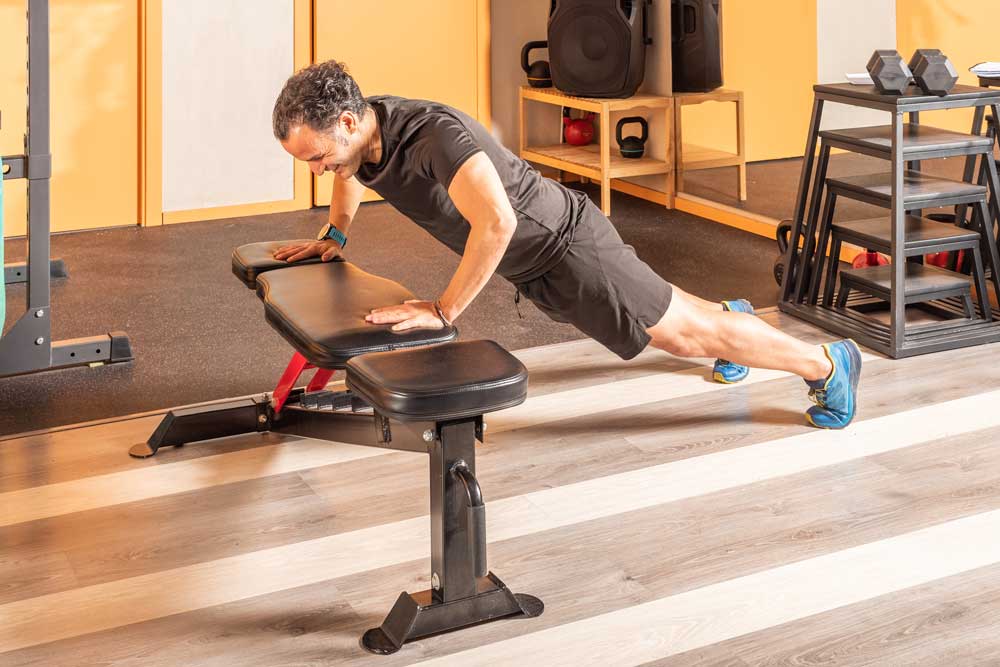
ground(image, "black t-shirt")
xmin=355 ymin=96 xmax=587 ymax=283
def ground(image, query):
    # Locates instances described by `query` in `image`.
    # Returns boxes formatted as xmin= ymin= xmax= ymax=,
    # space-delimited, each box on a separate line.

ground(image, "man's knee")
xmin=646 ymin=294 xmax=713 ymax=358
xmin=651 ymin=328 xmax=704 ymax=358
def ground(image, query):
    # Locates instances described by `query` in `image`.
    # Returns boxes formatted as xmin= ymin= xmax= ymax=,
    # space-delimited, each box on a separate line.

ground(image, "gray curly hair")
xmin=272 ymin=60 xmax=368 ymax=141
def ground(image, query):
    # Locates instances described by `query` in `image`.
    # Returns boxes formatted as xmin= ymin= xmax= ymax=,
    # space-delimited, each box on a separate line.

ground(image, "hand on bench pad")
xmin=250 ymin=252 xmax=457 ymax=369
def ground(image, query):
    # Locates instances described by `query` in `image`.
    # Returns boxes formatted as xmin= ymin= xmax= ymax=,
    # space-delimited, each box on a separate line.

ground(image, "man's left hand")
xmin=365 ymin=300 xmax=446 ymax=332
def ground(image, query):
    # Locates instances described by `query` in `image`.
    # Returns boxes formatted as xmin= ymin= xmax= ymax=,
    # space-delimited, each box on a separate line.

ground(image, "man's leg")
xmin=685 ymin=292 xmax=726 ymax=312
xmin=646 ymin=285 xmax=830 ymax=380
xmin=645 ymin=285 xmax=862 ymax=429
xmin=646 ymin=286 xmax=861 ymax=428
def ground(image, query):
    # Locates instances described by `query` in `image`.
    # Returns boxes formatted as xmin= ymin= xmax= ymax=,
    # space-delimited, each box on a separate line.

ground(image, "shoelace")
xmin=808 ymin=388 xmax=822 ymax=405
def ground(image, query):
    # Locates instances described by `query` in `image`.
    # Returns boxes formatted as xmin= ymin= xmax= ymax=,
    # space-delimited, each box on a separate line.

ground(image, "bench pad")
xmin=232 ymin=240 xmax=324 ymax=289
xmin=346 ymin=340 xmax=528 ymax=422
xmin=256 ymin=261 xmax=457 ymax=369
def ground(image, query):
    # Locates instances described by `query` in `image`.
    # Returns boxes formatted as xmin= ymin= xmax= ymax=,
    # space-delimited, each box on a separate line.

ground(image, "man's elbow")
xmin=493 ymin=212 xmax=517 ymax=239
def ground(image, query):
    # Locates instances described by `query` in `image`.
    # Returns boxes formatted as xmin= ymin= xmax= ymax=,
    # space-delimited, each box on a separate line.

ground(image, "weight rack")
xmin=1 ymin=0 xmax=132 ymax=378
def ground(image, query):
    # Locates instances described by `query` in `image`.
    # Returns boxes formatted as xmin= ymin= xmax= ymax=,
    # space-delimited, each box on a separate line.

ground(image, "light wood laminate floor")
xmin=3 ymin=309 xmax=1000 ymax=666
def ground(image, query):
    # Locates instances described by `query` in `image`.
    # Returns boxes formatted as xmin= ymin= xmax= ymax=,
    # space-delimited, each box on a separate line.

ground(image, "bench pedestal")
xmin=362 ymin=415 xmax=543 ymax=654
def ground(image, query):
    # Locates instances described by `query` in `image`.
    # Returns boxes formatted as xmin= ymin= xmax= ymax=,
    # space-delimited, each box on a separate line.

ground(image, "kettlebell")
xmin=924 ymin=213 xmax=967 ymax=271
xmin=521 ymin=41 xmax=551 ymax=88
xmin=851 ymin=250 xmax=889 ymax=269
xmin=773 ymin=220 xmax=816 ymax=288
xmin=616 ymin=117 xmax=648 ymax=159
xmin=563 ymin=110 xmax=596 ymax=146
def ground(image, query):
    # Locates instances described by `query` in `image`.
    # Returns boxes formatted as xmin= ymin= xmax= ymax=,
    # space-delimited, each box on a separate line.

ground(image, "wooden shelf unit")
xmin=674 ymin=89 xmax=747 ymax=201
xmin=518 ymin=85 xmax=675 ymax=216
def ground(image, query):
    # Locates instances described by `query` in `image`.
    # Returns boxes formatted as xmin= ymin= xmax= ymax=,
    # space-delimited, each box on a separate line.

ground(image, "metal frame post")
xmin=430 ymin=419 xmax=480 ymax=602
xmin=1 ymin=0 xmax=132 ymax=378
xmin=890 ymin=111 xmax=906 ymax=354
xmin=780 ymin=98 xmax=824 ymax=303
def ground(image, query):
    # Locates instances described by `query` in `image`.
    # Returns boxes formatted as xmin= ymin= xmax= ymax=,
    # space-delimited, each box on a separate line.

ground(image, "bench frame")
xmin=130 ymin=351 xmax=543 ymax=654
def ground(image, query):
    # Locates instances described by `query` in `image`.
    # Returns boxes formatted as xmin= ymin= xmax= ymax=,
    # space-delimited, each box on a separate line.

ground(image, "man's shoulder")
xmin=372 ymin=96 xmax=473 ymax=128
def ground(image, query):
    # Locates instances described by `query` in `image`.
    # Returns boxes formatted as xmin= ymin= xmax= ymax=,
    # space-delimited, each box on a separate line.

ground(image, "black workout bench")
xmin=131 ymin=241 xmax=543 ymax=654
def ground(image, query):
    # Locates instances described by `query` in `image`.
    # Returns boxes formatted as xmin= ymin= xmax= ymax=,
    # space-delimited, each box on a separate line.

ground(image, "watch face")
xmin=316 ymin=223 xmax=332 ymax=241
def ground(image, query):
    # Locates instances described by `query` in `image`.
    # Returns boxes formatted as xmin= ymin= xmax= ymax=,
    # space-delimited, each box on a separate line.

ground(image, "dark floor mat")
xmin=0 ymin=185 xmax=781 ymax=436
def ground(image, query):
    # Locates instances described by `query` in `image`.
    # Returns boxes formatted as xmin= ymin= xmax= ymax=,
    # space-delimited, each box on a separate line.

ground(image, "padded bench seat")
xmin=346 ymin=340 xmax=528 ymax=421
xmin=232 ymin=240 xmax=324 ymax=289
xmin=233 ymin=241 xmax=457 ymax=368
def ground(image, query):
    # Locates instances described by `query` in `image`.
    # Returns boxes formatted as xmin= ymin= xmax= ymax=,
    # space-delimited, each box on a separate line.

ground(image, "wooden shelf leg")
xmin=736 ymin=93 xmax=747 ymax=201
xmin=600 ymin=102 xmax=611 ymax=216
xmin=665 ymin=100 xmax=676 ymax=209
xmin=674 ymin=101 xmax=685 ymax=194
xmin=518 ymin=90 xmax=525 ymax=156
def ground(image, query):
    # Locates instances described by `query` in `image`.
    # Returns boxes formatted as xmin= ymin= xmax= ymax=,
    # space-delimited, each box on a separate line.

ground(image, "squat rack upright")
xmin=1 ymin=0 xmax=132 ymax=378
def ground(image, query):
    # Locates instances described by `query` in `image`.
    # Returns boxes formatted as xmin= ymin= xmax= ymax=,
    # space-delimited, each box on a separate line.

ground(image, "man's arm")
xmin=327 ymin=173 xmax=367 ymax=235
xmin=274 ymin=174 xmax=367 ymax=262
xmin=365 ymin=151 xmax=516 ymax=331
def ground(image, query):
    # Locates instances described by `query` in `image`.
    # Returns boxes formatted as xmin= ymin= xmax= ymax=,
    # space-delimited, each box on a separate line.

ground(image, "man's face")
xmin=281 ymin=113 xmax=365 ymax=179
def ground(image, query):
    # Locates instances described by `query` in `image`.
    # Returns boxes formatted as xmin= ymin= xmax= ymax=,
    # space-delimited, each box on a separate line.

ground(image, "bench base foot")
xmin=361 ymin=572 xmax=543 ymax=655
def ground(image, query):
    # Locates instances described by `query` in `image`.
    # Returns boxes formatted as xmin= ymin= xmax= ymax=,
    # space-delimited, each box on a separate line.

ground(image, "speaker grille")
xmin=549 ymin=4 xmax=631 ymax=94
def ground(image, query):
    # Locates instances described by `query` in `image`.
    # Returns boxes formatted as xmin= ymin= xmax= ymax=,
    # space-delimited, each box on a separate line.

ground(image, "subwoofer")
xmin=671 ymin=0 xmax=722 ymax=92
xmin=547 ymin=0 xmax=652 ymax=98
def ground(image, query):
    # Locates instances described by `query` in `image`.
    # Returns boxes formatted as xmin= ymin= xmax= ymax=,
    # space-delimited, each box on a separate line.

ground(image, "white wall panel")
xmin=817 ymin=0 xmax=896 ymax=131
xmin=163 ymin=0 xmax=294 ymax=211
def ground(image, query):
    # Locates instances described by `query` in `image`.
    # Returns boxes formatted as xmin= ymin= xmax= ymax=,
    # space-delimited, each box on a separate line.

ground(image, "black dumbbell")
xmin=867 ymin=50 xmax=913 ymax=95
xmin=909 ymin=49 xmax=959 ymax=96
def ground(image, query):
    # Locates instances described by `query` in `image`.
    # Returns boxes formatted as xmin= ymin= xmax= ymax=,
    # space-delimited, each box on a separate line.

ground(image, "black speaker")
xmin=671 ymin=0 xmax=722 ymax=92
xmin=547 ymin=0 xmax=652 ymax=98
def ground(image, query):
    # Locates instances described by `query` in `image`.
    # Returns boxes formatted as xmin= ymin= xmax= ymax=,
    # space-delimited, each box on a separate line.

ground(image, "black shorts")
xmin=514 ymin=198 xmax=673 ymax=360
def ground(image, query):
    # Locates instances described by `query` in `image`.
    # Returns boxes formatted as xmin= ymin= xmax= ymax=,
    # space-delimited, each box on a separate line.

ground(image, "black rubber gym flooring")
xmin=0 ymin=185 xmax=780 ymax=437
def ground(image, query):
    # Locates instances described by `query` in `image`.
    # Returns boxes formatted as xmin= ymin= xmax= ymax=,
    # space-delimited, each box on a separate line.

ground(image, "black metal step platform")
xmin=840 ymin=263 xmax=971 ymax=297
xmin=827 ymin=171 xmax=988 ymax=208
xmin=831 ymin=215 xmax=981 ymax=252
xmin=819 ymin=124 xmax=994 ymax=160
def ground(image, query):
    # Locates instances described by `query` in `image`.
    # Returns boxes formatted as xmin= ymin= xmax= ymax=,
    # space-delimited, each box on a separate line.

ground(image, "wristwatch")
xmin=316 ymin=222 xmax=348 ymax=248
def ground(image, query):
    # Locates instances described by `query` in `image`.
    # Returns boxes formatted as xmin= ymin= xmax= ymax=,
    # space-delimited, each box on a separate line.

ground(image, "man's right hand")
xmin=273 ymin=239 xmax=342 ymax=263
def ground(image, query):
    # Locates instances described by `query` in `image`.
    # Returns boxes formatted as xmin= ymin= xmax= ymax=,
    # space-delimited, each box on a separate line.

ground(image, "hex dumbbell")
xmin=867 ymin=50 xmax=913 ymax=95
xmin=909 ymin=49 xmax=959 ymax=96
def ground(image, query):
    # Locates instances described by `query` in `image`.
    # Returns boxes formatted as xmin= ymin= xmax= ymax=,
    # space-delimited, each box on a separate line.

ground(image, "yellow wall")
xmin=897 ymin=0 xmax=994 ymax=133
xmin=680 ymin=0 xmax=817 ymax=163
xmin=2 ymin=2 xmax=31 ymax=237
xmin=1 ymin=0 xmax=139 ymax=238
xmin=312 ymin=0 xmax=489 ymax=207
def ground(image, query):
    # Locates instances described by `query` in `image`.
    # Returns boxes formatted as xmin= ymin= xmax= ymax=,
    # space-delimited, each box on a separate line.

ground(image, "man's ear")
xmin=339 ymin=111 xmax=358 ymax=136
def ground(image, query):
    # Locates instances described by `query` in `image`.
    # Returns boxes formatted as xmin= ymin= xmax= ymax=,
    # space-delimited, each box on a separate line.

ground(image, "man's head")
xmin=272 ymin=60 xmax=374 ymax=179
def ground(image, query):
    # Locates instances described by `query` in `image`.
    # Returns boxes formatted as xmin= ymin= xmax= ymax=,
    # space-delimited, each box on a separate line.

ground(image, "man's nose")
xmin=310 ymin=162 xmax=324 ymax=176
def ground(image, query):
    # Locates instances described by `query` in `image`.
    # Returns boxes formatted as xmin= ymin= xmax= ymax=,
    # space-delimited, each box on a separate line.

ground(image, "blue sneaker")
xmin=713 ymin=299 xmax=755 ymax=384
xmin=805 ymin=339 xmax=863 ymax=429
